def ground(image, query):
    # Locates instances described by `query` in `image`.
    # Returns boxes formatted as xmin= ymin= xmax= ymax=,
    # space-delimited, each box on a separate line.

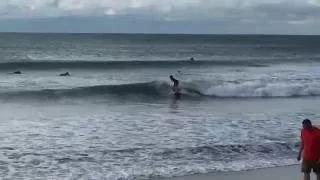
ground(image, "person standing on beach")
xmin=297 ymin=119 xmax=320 ymax=180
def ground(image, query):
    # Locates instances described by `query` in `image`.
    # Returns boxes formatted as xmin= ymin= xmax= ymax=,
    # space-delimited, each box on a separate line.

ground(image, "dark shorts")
xmin=301 ymin=160 xmax=320 ymax=174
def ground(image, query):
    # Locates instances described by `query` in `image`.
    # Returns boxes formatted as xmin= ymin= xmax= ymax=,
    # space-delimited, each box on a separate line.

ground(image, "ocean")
xmin=0 ymin=33 xmax=320 ymax=179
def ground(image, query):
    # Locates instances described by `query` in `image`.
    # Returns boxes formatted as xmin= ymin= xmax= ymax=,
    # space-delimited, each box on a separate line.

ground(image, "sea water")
xmin=0 ymin=33 xmax=320 ymax=179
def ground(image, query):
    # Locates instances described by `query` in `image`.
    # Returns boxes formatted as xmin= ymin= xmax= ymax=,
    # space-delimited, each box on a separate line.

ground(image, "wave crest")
xmin=3 ymin=79 xmax=320 ymax=100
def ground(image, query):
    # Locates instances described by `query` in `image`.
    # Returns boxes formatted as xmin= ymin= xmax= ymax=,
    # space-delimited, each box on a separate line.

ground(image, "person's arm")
xmin=170 ymin=76 xmax=178 ymax=83
xmin=297 ymin=132 xmax=304 ymax=161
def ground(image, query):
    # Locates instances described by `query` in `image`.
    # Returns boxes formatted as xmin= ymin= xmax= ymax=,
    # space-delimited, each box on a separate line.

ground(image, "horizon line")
xmin=0 ymin=31 xmax=319 ymax=36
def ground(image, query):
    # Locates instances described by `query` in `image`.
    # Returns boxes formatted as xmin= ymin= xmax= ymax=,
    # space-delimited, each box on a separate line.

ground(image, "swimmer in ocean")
xmin=13 ymin=70 xmax=22 ymax=74
xmin=59 ymin=72 xmax=70 ymax=76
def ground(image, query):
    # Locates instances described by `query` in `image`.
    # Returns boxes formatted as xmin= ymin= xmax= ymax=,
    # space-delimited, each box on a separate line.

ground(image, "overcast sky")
xmin=0 ymin=0 xmax=319 ymax=34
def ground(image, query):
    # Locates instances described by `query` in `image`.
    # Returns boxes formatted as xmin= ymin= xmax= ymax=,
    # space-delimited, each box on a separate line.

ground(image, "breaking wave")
xmin=3 ymin=79 xmax=320 ymax=100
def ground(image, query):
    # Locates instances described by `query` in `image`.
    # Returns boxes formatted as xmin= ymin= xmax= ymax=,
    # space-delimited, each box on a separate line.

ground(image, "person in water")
xmin=12 ymin=70 xmax=22 ymax=74
xmin=169 ymin=75 xmax=180 ymax=93
xmin=59 ymin=72 xmax=70 ymax=76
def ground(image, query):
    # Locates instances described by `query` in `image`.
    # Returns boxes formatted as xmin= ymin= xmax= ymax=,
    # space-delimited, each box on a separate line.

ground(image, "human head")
xmin=302 ymin=119 xmax=312 ymax=130
xmin=170 ymin=75 xmax=173 ymax=78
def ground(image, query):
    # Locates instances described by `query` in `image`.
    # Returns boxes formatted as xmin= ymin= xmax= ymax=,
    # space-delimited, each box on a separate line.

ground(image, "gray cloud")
xmin=0 ymin=0 xmax=320 ymax=34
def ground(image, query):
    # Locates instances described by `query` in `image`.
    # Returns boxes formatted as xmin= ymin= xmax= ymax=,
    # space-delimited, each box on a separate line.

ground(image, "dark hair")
xmin=302 ymin=119 xmax=312 ymax=125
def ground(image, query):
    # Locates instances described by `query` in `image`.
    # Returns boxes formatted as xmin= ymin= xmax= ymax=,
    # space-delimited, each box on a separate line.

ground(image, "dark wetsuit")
xmin=60 ymin=72 xmax=70 ymax=76
xmin=13 ymin=71 xmax=22 ymax=74
xmin=170 ymin=76 xmax=180 ymax=93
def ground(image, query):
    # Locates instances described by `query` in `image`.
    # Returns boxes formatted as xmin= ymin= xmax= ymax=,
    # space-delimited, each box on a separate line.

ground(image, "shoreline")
xmin=154 ymin=165 xmax=319 ymax=180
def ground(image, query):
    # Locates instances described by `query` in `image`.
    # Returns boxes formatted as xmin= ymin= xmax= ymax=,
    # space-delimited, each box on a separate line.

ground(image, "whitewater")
xmin=2 ymin=62 xmax=320 ymax=100
xmin=1 ymin=33 xmax=320 ymax=180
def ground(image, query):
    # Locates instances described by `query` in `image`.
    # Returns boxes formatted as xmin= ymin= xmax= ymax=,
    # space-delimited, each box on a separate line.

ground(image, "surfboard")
xmin=173 ymin=91 xmax=181 ymax=99
xmin=171 ymin=87 xmax=182 ymax=98
xmin=174 ymin=91 xmax=181 ymax=96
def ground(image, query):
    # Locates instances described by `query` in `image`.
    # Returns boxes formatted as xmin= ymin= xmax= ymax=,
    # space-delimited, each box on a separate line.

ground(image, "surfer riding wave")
xmin=170 ymin=75 xmax=181 ymax=95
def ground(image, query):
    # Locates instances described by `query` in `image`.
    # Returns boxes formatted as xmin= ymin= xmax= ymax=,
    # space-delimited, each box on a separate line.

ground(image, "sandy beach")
xmin=156 ymin=165 xmax=318 ymax=180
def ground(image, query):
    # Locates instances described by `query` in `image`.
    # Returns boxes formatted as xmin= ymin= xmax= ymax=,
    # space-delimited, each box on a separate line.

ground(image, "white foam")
xmin=199 ymin=80 xmax=320 ymax=97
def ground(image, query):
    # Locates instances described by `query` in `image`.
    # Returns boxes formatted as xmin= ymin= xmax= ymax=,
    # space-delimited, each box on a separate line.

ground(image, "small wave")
xmin=152 ymin=142 xmax=298 ymax=161
xmin=0 ymin=141 xmax=298 ymax=180
xmin=3 ymin=81 xmax=173 ymax=100
xmin=1 ymin=57 xmax=320 ymax=70
xmin=96 ymin=142 xmax=298 ymax=162
xmin=0 ymin=60 xmax=267 ymax=70
xmin=3 ymin=79 xmax=320 ymax=101
xmin=64 ymin=142 xmax=299 ymax=180
xmin=104 ymin=142 xmax=298 ymax=179
xmin=204 ymin=80 xmax=320 ymax=98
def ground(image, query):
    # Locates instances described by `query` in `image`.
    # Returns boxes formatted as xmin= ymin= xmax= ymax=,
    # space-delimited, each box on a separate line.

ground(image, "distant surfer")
xmin=170 ymin=75 xmax=181 ymax=98
xmin=190 ymin=57 xmax=195 ymax=61
xmin=10 ymin=70 xmax=22 ymax=74
xmin=59 ymin=72 xmax=70 ymax=76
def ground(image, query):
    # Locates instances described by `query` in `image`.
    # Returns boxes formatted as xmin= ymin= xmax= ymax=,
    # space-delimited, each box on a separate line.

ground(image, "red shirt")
xmin=301 ymin=127 xmax=320 ymax=160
